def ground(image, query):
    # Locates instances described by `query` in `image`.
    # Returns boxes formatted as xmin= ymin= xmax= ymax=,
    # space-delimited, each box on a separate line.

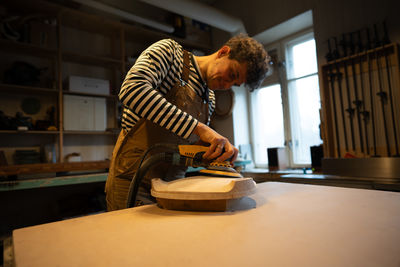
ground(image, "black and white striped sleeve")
xmin=118 ymin=39 xmax=198 ymax=139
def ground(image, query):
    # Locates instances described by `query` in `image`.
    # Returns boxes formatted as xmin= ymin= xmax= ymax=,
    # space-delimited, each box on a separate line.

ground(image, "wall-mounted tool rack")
xmin=321 ymin=43 xmax=400 ymax=158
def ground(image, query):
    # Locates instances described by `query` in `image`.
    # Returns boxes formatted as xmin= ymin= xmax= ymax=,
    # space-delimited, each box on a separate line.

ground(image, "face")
xmin=206 ymin=46 xmax=247 ymax=91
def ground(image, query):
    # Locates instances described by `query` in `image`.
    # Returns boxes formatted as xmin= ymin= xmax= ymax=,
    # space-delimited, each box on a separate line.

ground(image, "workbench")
xmin=0 ymin=173 xmax=108 ymax=235
xmin=12 ymin=182 xmax=400 ymax=267
xmin=0 ymin=173 xmax=108 ymax=192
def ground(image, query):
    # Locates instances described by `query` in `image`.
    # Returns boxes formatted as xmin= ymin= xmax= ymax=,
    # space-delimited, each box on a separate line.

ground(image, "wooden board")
xmin=0 ymin=161 xmax=110 ymax=176
xmin=151 ymin=176 xmax=257 ymax=200
xmin=0 ymin=173 xmax=108 ymax=192
xmin=13 ymin=182 xmax=400 ymax=267
xmin=151 ymin=176 xmax=257 ymax=211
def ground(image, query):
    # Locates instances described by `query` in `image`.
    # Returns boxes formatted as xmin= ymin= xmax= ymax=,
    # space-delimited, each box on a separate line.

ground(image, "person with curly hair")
xmin=106 ymin=34 xmax=270 ymax=211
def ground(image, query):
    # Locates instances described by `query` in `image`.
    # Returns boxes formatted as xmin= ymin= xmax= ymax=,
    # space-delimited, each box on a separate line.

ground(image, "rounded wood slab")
xmin=151 ymin=176 xmax=257 ymax=200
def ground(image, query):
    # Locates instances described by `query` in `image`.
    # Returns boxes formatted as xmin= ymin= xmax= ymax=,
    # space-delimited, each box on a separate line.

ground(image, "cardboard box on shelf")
xmin=67 ymin=76 xmax=110 ymax=96
xmin=63 ymin=95 xmax=106 ymax=131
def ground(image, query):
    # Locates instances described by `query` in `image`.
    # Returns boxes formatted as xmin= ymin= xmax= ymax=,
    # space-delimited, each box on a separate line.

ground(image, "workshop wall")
xmin=213 ymin=0 xmax=399 ymax=58
xmin=213 ymin=0 xmax=399 ymax=86
xmin=212 ymin=0 xmax=400 ymax=157
xmin=180 ymin=0 xmax=400 ymax=150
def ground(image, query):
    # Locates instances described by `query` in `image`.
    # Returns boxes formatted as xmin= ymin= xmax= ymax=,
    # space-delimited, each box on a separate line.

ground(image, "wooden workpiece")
xmin=152 ymin=176 xmax=257 ymax=211
xmin=13 ymin=182 xmax=400 ymax=267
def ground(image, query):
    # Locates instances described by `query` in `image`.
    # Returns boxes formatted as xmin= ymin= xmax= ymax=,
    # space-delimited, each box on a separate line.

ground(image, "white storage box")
xmin=63 ymin=95 xmax=106 ymax=131
xmin=67 ymin=76 xmax=110 ymax=95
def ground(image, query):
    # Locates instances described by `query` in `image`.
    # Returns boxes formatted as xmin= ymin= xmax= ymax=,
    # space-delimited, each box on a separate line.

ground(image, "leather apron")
xmin=105 ymin=50 xmax=209 ymax=211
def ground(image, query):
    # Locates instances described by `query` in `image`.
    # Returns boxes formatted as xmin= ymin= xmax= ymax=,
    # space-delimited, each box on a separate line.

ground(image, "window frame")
xmin=249 ymin=28 xmax=320 ymax=169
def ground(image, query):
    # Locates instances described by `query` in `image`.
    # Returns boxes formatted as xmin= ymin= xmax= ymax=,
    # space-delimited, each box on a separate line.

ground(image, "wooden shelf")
xmin=0 ymin=38 xmax=57 ymax=58
xmin=322 ymin=43 xmax=396 ymax=69
xmin=63 ymin=131 xmax=118 ymax=135
xmin=0 ymin=130 xmax=59 ymax=134
xmin=0 ymin=173 xmax=108 ymax=192
xmin=62 ymin=51 xmax=122 ymax=67
xmin=63 ymin=91 xmax=118 ymax=99
xmin=0 ymin=130 xmax=118 ymax=135
xmin=0 ymin=161 xmax=110 ymax=176
xmin=0 ymin=83 xmax=58 ymax=95
xmin=59 ymin=5 xmax=212 ymax=52
xmin=60 ymin=8 xmax=121 ymax=35
xmin=1 ymin=0 xmax=62 ymax=15
xmin=1 ymin=0 xmax=213 ymax=53
xmin=123 ymin=23 xmax=212 ymax=52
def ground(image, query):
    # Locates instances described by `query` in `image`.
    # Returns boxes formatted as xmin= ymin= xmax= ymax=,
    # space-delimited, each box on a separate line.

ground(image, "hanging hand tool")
xmin=381 ymin=21 xmax=399 ymax=156
xmin=333 ymin=37 xmax=349 ymax=153
xmin=366 ymin=27 xmax=379 ymax=157
xmin=374 ymin=24 xmax=391 ymax=156
xmin=340 ymin=34 xmax=356 ymax=152
xmin=332 ymin=37 xmax=349 ymax=151
xmin=356 ymin=30 xmax=370 ymax=155
xmin=349 ymin=32 xmax=365 ymax=154
xmin=326 ymin=38 xmax=341 ymax=157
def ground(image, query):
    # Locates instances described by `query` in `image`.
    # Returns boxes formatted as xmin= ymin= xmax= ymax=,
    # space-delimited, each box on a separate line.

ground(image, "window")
xmin=286 ymin=34 xmax=322 ymax=165
xmin=250 ymin=30 xmax=322 ymax=167
xmin=250 ymin=84 xmax=285 ymax=167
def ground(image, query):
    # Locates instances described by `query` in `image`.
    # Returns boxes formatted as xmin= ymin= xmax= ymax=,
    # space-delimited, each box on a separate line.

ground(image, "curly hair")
xmin=224 ymin=34 xmax=270 ymax=91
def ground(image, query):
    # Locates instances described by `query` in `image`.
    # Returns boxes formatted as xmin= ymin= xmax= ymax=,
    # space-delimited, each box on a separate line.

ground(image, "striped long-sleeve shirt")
xmin=119 ymin=39 xmax=215 ymax=139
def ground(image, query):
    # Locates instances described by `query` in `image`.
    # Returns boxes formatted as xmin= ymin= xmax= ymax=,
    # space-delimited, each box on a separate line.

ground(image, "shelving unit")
xmin=0 ymin=130 xmax=59 ymax=135
xmin=0 ymin=0 xmax=212 ymax=175
xmin=0 ymin=83 xmax=58 ymax=95
xmin=0 ymin=38 xmax=58 ymax=57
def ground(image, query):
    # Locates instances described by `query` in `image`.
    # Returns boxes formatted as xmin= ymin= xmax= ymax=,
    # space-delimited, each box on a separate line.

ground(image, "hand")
xmin=193 ymin=122 xmax=239 ymax=164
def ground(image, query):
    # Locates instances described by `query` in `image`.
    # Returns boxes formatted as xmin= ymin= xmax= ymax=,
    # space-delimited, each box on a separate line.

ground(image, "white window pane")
xmin=288 ymin=75 xmax=322 ymax=164
xmin=287 ymin=39 xmax=318 ymax=79
xmin=250 ymin=84 xmax=285 ymax=166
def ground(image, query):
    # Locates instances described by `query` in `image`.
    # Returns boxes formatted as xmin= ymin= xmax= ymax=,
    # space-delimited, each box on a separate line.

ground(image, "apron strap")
xmin=181 ymin=50 xmax=190 ymax=83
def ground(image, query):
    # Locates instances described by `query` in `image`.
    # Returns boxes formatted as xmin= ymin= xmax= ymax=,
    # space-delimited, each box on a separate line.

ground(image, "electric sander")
xmin=126 ymin=144 xmax=256 ymax=211
xmin=176 ymin=145 xmax=243 ymax=178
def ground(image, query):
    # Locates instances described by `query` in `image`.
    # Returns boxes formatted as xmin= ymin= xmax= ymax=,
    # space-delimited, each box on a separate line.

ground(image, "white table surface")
xmin=13 ymin=182 xmax=400 ymax=267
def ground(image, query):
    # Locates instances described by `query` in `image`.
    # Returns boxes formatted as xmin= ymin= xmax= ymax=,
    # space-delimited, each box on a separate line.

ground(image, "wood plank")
xmin=0 ymin=173 xmax=108 ymax=191
xmin=0 ymin=38 xmax=57 ymax=58
xmin=0 ymin=161 xmax=110 ymax=176
xmin=63 ymin=130 xmax=118 ymax=135
xmin=0 ymin=130 xmax=59 ymax=135
xmin=63 ymin=91 xmax=118 ymax=99
xmin=156 ymin=198 xmax=229 ymax=212
xmin=57 ymin=12 xmax=64 ymax=163
xmin=321 ymin=43 xmax=396 ymax=69
xmin=1 ymin=0 xmax=62 ymax=15
xmin=62 ymin=51 xmax=122 ymax=67
xmin=0 ymin=84 xmax=58 ymax=95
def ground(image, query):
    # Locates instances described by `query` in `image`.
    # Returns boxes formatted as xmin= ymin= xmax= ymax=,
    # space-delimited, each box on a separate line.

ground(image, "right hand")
xmin=192 ymin=122 xmax=238 ymax=164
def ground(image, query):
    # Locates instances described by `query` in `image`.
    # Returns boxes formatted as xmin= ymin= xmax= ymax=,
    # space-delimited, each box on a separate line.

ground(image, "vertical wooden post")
xmin=57 ymin=11 xmax=64 ymax=163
